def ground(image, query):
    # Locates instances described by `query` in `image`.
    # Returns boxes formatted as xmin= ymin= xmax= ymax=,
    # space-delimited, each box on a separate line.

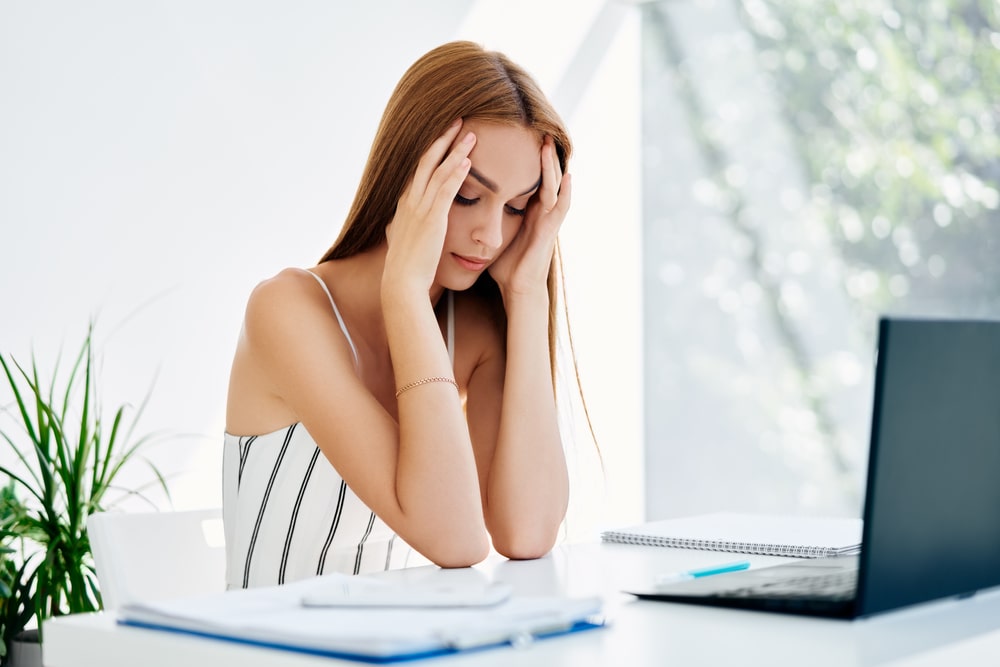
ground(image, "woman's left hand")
xmin=488 ymin=136 xmax=572 ymax=299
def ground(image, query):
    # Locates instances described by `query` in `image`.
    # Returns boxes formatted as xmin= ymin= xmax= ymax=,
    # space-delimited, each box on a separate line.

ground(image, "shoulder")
xmin=245 ymin=268 xmax=325 ymax=319
xmin=243 ymin=268 xmax=334 ymax=348
xmin=247 ymin=267 xmax=321 ymax=304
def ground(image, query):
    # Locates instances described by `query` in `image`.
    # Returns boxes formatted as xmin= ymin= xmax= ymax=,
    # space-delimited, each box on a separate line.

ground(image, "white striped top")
xmin=222 ymin=270 xmax=454 ymax=589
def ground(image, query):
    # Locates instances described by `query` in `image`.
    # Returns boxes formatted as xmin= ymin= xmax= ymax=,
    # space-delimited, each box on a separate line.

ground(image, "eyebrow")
xmin=469 ymin=167 xmax=542 ymax=198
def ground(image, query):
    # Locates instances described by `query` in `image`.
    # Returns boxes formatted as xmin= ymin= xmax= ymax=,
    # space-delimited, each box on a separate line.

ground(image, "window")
xmin=641 ymin=0 xmax=1000 ymax=518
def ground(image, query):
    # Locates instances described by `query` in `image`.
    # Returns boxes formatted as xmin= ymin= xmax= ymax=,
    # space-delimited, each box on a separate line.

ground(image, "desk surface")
xmin=44 ymin=541 xmax=1000 ymax=667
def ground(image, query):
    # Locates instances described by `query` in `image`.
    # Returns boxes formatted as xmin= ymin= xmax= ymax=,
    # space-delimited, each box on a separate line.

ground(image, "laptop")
xmin=628 ymin=316 xmax=1000 ymax=619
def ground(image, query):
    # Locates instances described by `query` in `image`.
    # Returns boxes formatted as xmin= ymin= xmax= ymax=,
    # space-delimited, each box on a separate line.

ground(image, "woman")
xmin=223 ymin=41 xmax=573 ymax=588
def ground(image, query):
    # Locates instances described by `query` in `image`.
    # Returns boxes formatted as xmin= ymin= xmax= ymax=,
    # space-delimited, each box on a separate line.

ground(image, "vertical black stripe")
xmin=317 ymin=480 xmax=348 ymax=575
xmin=221 ymin=439 xmax=229 ymax=509
xmin=383 ymin=534 xmax=396 ymax=571
xmin=278 ymin=447 xmax=321 ymax=584
xmin=237 ymin=435 xmax=256 ymax=489
xmin=353 ymin=512 xmax=377 ymax=575
xmin=242 ymin=424 xmax=295 ymax=588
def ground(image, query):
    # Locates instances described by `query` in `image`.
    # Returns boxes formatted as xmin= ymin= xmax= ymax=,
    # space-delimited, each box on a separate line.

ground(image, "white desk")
xmin=43 ymin=541 xmax=1000 ymax=666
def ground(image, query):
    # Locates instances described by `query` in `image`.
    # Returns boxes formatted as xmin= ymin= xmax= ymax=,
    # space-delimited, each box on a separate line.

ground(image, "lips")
xmin=452 ymin=253 xmax=489 ymax=272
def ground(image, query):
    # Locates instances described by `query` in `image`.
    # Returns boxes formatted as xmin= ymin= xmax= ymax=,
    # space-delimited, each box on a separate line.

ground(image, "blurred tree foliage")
xmin=737 ymin=0 xmax=1000 ymax=318
xmin=640 ymin=0 xmax=999 ymax=513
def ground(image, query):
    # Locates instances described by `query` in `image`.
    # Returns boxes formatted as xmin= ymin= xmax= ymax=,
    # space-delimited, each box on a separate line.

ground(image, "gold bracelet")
xmin=394 ymin=376 xmax=459 ymax=398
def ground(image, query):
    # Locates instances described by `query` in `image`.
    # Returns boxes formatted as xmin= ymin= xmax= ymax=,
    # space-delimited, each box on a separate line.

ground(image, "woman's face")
xmin=435 ymin=119 xmax=541 ymax=291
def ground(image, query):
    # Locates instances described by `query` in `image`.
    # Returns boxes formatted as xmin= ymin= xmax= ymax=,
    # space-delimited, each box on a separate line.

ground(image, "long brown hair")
xmin=320 ymin=41 xmax=572 ymax=383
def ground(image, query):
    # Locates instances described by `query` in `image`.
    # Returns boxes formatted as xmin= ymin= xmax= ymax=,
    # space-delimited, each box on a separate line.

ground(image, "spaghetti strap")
xmin=447 ymin=291 xmax=455 ymax=368
xmin=304 ymin=269 xmax=360 ymax=371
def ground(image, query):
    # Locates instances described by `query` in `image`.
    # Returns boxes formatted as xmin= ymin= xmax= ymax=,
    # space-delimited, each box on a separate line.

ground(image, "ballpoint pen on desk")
xmin=654 ymin=560 xmax=751 ymax=585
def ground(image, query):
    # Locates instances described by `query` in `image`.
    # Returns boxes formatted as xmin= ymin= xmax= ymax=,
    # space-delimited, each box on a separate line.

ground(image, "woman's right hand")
xmin=383 ymin=119 xmax=476 ymax=295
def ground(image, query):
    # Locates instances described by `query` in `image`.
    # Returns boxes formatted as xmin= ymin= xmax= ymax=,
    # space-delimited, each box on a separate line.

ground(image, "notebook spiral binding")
xmin=602 ymin=533 xmax=849 ymax=559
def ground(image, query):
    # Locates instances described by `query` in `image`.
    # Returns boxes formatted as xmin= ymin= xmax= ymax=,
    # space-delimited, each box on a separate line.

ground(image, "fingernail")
xmin=451 ymin=118 xmax=462 ymax=128
xmin=463 ymin=132 xmax=475 ymax=145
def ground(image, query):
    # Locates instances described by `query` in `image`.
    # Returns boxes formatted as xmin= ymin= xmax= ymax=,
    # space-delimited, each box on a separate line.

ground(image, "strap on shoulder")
xmin=304 ymin=269 xmax=360 ymax=371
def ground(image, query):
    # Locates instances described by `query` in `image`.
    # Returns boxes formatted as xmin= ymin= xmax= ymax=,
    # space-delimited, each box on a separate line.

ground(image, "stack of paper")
xmin=118 ymin=574 xmax=603 ymax=663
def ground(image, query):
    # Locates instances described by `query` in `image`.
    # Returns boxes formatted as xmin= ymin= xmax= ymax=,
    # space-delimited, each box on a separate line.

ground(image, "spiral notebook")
xmin=601 ymin=512 xmax=862 ymax=558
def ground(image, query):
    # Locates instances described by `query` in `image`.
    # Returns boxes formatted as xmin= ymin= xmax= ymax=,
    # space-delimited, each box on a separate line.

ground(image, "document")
xmin=118 ymin=574 xmax=603 ymax=663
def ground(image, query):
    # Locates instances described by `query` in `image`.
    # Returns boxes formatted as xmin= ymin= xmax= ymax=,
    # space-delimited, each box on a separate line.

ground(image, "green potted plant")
xmin=0 ymin=483 xmax=37 ymax=667
xmin=0 ymin=325 xmax=168 ymax=666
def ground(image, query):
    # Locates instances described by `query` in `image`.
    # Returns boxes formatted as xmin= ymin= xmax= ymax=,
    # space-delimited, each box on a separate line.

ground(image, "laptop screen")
xmin=858 ymin=317 xmax=1000 ymax=616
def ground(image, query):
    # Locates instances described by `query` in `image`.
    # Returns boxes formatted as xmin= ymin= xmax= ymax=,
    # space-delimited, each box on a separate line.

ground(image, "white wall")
xmin=0 ymin=2 xmax=642 ymax=537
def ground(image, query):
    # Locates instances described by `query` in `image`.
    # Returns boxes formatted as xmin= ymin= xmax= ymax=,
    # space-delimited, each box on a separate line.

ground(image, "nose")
xmin=471 ymin=206 xmax=503 ymax=252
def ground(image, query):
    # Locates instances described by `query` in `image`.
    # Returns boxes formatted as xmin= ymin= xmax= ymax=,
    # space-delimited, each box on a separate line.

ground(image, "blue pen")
xmin=655 ymin=560 xmax=751 ymax=585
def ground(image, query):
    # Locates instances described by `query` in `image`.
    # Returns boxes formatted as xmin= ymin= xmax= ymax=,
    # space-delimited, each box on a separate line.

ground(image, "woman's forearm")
xmin=486 ymin=289 xmax=569 ymax=558
xmin=381 ymin=285 xmax=488 ymax=565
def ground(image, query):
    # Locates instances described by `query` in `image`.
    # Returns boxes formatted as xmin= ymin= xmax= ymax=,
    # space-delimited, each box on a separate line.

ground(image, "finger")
xmin=429 ymin=155 xmax=472 ymax=219
xmin=410 ymin=119 xmax=464 ymax=197
xmin=553 ymin=172 xmax=572 ymax=217
xmin=549 ymin=136 xmax=564 ymax=184
xmin=423 ymin=131 xmax=476 ymax=206
xmin=538 ymin=138 xmax=561 ymax=211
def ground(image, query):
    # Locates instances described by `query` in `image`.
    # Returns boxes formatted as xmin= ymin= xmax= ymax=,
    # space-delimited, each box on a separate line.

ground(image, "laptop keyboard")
xmin=711 ymin=569 xmax=858 ymax=601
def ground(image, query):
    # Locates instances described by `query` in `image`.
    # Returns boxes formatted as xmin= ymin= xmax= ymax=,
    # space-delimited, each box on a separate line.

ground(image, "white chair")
xmin=87 ymin=508 xmax=227 ymax=610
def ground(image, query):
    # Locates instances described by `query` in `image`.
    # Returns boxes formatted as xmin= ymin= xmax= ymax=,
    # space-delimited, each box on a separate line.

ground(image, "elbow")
xmin=487 ymin=504 xmax=565 ymax=561
xmin=424 ymin=533 xmax=491 ymax=569
xmin=491 ymin=529 xmax=559 ymax=561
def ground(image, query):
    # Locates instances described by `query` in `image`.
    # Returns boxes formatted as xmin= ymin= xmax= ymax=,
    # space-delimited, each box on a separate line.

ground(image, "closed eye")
xmin=455 ymin=194 xmax=526 ymax=217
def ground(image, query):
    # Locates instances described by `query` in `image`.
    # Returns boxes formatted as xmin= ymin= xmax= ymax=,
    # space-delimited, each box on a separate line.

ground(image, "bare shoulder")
xmin=246 ymin=267 xmax=321 ymax=316
xmin=228 ymin=269 xmax=331 ymax=433
xmin=228 ymin=267 xmax=356 ymax=434
xmin=240 ymin=266 xmax=356 ymax=368
xmin=243 ymin=268 xmax=329 ymax=336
